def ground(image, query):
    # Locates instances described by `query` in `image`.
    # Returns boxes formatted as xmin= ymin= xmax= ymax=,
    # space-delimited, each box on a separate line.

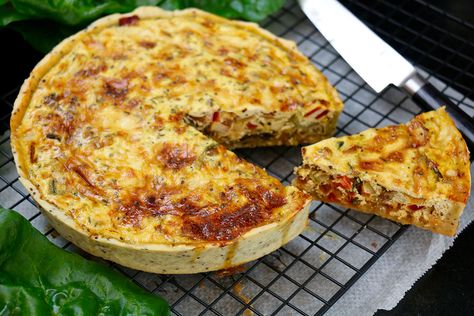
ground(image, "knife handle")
xmin=404 ymin=74 xmax=474 ymax=156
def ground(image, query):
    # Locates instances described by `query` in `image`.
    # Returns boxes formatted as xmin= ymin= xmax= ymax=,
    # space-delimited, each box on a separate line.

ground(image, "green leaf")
xmin=0 ymin=3 xmax=29 ymax=26
xmin=4 ymin=0 xmax=284 ymax=25
xmin=1 ymin=0 xmax=285 ymax=52
xmin=177 ymin=0 xmax=286 ymax=21
xmin=0 ymin=208 xmax=170 ymax=316
xmin=9 ymin=19 xmax=82 ymax=52
xmin=9 ymin=0 xmax=163 ymax=25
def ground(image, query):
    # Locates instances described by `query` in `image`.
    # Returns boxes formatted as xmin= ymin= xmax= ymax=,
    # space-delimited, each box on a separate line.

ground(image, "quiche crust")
xmin=24 ymin=177 xmax=309 ymax=274
xmin=294 ymin=108 xmax=471 ymax=236
xmin=9 ymin=7 xmax=326 ymax=273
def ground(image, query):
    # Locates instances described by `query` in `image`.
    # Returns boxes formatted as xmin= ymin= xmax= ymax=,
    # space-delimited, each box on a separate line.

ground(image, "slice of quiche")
xmin=294 ymin=108 xmax=471 ymax=236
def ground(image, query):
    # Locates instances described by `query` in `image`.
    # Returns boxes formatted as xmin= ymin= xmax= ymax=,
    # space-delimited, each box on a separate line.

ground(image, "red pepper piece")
xmin=316 ymin=109 xmax=329 ymax=119
xmin=212 ymin=111 xmax=220 ymax=122
xmin=408 ymin=205 xmax=424 ymax=211
xmin=327 ymin=192 xmax=337 ymax=202
xmin=247 ymin=122 xmax=258 ymax=129
xmin=337 ymin=176 xmax=353 ymax=190
xmin=304 ymin=106 xmax=321 ymax=117
xmin=119 ymin=15 xmax=140 ymax=26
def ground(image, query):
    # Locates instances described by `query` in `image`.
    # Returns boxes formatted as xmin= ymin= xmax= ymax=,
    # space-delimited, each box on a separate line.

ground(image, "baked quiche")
xmin=294 ymin=108 xmax=471 ymax=236
xmin=8 ymin=7 xmax=346 ymax=274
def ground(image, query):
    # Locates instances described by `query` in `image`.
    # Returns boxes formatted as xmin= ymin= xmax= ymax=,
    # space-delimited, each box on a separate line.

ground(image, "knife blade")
xmin=299 ymin=0 xmax=474 ymax=155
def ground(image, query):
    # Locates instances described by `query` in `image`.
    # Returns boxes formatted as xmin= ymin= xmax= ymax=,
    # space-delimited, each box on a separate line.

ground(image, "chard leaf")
xmin=0 ymin=208 xmax=170 ymax=316
xmin=1 ymin=0 xmax=285 ymax=52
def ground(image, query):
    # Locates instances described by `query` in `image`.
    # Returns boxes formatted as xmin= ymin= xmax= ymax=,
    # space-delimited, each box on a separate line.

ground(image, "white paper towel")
xmin=326 ymin=163 xmax=474 ymax=316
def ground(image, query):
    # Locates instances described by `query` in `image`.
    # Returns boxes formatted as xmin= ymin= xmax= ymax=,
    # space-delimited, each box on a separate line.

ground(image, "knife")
xmin=299 ymin=0 xmax=474 ymax=155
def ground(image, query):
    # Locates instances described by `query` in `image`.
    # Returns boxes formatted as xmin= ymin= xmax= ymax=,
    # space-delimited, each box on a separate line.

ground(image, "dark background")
xmin=1 ymin=0 xmax=473 ymax=315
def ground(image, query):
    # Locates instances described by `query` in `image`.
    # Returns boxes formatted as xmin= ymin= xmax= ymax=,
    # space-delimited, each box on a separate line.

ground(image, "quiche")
xmin=9 ymin=7 xmax=345 ymax=274
xmin=294 ymin=108 xmax=471 ymax=236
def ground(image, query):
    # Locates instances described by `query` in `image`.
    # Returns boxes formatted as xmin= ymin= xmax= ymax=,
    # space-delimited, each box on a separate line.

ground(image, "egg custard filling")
xmin=11 ymin=8 xmax=344 ymax=273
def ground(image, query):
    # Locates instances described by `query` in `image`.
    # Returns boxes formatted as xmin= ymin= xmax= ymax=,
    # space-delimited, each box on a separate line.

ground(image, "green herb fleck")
xmin=49 ymin=179 xmax=57 ymax=194
xmin=352 ymin=177 xmax=362 ymax=191
xmin=351 ymin=197 xmax=361 ymax=205
xmin=427 ymin=159 xmax=443 ymax=179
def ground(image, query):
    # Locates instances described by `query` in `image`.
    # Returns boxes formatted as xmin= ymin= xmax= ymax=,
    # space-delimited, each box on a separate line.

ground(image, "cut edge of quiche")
xmin=9 ymin=7 xmax=316 ymax=274
xmin=294 ymin=108 xmax=471 ymax=236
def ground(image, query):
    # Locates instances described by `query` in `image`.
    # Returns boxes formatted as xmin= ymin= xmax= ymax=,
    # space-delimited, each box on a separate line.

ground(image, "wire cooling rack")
xmin=1 ymin=0 xmax=473 ymax=315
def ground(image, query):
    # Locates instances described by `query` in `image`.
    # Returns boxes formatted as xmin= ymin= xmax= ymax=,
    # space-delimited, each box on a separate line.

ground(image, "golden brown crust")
xmin=10 ymin=7 xmax=318 ymax=273
xmin=294 ymin=108 xmax=471 ymax=236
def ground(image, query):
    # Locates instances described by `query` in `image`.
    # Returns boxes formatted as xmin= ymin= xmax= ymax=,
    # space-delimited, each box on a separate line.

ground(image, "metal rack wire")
xmin=1 ymin=0 xmax=473 ymax=315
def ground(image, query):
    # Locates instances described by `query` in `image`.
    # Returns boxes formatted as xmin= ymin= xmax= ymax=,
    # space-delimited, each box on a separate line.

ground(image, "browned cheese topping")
xmin=13 ymin=11 xmax=315 ymax=244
